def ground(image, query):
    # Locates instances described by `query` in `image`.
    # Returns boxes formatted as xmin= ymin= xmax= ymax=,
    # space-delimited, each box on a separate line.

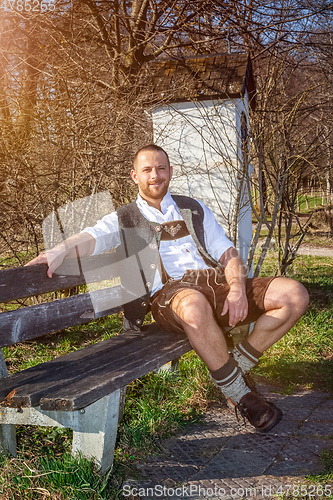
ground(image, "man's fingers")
xmin=227 ymin=303 xmax=248 ymax=327
xmin=242 ymin=307 xmax=248 ymax=322
xmin=47 ymin=267 xmax=54 ymax=278
xmin=25 ymin=254 xmax=48 ymax=266
xmin=221 ymin=299 xmax=229 ymax=316
xmin=25 ymin=252 xmax=59 ymax=278
xmin=229 ymin=310 xmax=237 ymax=327
xmin=47 ymin=254 xmax=65 ymax=278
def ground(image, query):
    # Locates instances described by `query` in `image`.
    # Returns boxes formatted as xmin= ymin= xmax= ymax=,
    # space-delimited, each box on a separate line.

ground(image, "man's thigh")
xmin=151 ymin=269 xmax=276 ymax=332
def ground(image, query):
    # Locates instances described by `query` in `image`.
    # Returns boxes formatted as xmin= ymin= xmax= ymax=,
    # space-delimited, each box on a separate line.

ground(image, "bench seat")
xmin=0 ymin=324 xmax=190 ymax=412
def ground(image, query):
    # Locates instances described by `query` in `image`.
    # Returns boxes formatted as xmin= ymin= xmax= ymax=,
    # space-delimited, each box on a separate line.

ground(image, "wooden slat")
xmin=0 ymin=254 xmax=121 ymax=303
xmin=5 ymin=333 xmax=188 ymax=409
xmin=0 ymin=326 xmax=191 ymax=411
xmin=0 ymin=328 xmax=148 ymax=403
xmin=0 ymin=286 xmax=123 ymax=348
xmin=41 ymin=332 xmax=191 ymax=411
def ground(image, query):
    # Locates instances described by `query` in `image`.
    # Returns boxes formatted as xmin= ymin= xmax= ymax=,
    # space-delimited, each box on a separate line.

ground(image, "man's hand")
xmin=26 ymin=244 xmax=67 ymax=278
xmin=219 ymin=246 xmax=248 ymax=327
xmin=221 ymin=282 xmax=248 ymax=327
xmin=25 ymin=232 xmax=96 ymax=278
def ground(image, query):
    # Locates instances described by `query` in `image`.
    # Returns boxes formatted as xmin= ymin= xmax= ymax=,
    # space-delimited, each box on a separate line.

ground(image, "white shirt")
xmin=82 ymin=191 xmax=234 ymax=295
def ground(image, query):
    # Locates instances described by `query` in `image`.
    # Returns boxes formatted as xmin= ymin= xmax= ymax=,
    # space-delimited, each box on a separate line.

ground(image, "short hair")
xmin=133 ymin=144 xmax=170 ymax=169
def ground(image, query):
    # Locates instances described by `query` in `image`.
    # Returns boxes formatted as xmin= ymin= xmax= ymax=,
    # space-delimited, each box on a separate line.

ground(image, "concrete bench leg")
xmin=0 ymin=424 xmax=17 ymax=457
xmin=71 ymin=389 xmax=121 ymax=474
xmin=0 ymin=350 xmax=17 ymax=457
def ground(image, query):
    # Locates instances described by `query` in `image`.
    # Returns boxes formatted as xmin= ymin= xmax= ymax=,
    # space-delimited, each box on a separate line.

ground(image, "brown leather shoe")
xmin=235 ymin=392 xmax=283 ymax=432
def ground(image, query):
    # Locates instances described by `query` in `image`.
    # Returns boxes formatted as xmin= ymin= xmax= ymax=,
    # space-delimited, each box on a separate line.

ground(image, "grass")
xmin=253 ymin=200 xmax=333 ymax=251
xmin=257 ymin=224 xmax=333 ymax=249
xmin=0 ymin=449 xmax=119 ymax=499
xmin=252 ymin=194 xmax=331 ymax=216
xmin=308 ymin=448 xmax=333 ymax=485
xmin=253 ymin=253 xmax=333 ymax=393
xmin=1 ymin=252 xmax=332 ymax=498
xmin=297 ymin=195 xmax=329 ymax=212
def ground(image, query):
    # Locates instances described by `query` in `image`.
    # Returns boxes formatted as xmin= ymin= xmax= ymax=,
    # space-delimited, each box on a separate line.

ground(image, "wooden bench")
xmin=0 ymin=254 xmax=245 ymax=473
xmin=0 ymin=254 xmax=194 ymax=473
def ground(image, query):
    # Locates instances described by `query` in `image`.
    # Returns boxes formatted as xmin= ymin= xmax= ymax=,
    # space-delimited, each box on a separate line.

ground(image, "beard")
xmin=139 ymin=180 xmax=169 ymax=200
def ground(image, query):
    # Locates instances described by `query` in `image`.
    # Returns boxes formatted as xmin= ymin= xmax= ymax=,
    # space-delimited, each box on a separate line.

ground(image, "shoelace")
xmin=235 ymin=402 xmax=248 ymax=427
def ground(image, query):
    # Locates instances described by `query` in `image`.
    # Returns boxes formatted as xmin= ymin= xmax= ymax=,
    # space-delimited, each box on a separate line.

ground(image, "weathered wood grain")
xmin=0 ymin=254 xmax=121 ymax=303
xmin=0 ymin=325 xmax=191 ymax=411
xmin=41 ymin=332 xmax=191 ymax=411
xmin=0 ymin=286 xmax=124 ymax=348
xmin=0 ymin=328 xmax=145 ymax=404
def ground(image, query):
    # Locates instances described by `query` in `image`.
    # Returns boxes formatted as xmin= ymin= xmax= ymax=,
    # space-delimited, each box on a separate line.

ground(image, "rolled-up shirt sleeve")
xmin=80 ymin=212 xmax=121 ymax=256
xmin=196 ymin=200 xmax=234 ymax=261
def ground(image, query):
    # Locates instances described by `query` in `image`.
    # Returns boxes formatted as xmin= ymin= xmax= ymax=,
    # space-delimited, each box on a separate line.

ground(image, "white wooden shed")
xmin=149 ymin=53 xmax=256 ymax=267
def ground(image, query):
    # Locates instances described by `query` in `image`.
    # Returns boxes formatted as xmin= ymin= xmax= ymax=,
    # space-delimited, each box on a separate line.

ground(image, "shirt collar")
xmin=136 ymin=191 xmax=176 ymax=215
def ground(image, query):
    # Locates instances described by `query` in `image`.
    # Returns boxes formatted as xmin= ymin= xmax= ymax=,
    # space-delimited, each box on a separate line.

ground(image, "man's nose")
xmin=150 ymin=168 xmax=159 ymax=178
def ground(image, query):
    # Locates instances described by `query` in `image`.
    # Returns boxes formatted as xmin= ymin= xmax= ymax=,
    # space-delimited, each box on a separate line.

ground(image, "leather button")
xmin=155 ymin=226 xmax=161 ymax=232
xmin=150 ymin=243 xmax=158 ymax=250
xmin=141 ymin=301 xmax=148 ymax=307
xmin=150 ymin=264 xmax=156 ymax=270
xmin=135 ymin=319 xmax=142 ymax=326
xmin=145 ymin=282 xmax=151 ymax=288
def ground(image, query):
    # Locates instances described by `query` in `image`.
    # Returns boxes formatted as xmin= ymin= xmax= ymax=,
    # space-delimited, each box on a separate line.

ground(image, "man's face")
xmin=131 ymin=150 xmax=173 ymax=205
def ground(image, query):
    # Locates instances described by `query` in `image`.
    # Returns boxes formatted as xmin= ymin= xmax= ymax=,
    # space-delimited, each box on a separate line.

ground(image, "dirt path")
xmin=297 ymin=246 xmax=333 ymax=257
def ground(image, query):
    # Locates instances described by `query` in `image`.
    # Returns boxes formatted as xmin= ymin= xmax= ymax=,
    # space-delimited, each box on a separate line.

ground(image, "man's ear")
xmin=130 ymin=169 xmax=138 ymax=184
xmin=169 ymin=165 xmax=173 ymax=180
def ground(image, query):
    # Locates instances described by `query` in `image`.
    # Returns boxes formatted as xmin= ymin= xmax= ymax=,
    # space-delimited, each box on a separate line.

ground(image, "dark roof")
xmin=149 ymin=52 xmax=256 ymax=110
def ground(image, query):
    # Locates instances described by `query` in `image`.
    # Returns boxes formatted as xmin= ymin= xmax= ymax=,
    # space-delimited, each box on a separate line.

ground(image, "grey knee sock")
xmin=233 ymin=338 xmax=263 ymax=373
xmin=210 ymin=358 xmax=251 ymax=404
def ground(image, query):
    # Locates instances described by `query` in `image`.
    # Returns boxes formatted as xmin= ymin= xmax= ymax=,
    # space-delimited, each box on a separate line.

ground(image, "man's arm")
xmin=26 ymin=232 xmax=96 ymax=278
xmin=219 ymin=246 xmax=248 ymax=327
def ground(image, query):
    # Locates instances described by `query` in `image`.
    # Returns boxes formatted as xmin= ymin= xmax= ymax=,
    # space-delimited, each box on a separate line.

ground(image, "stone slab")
xmin=121 ymin=387 xmax=333 ymax=499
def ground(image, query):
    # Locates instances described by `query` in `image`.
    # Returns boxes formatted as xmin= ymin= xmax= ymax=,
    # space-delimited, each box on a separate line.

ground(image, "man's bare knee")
xmin=171 ymin=289 xmax=213 ymax=328
xmin=265 ymin=277 xmax=309 ymax=317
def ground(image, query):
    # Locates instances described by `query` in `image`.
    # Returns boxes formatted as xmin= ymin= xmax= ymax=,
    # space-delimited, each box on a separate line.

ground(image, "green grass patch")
xmin=308 ymin=448 xmax=333 ymax=482
xmin=3 ymin=314 xmax=123 ymax=374
xmin=253 ymin=254 xmax=333 ymax=393
xmin=0 ymin=424 xmax=122 ymax=499
xmin=0 ymin=450 xmax=122 ymax=500
xmin=258 ymin=228 xmax=333 ymax=248
xmin=297 ymin=195 xmax=328 ymax=212
xmin=0 ymin=353 xmax=217 ymax=499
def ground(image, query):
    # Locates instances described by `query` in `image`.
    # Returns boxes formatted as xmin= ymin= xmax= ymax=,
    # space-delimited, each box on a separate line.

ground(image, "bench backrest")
xmin=0 ymin=254 xmax=127 ymax=349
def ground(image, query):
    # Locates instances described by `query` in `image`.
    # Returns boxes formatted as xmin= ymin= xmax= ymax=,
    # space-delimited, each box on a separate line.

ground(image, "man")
xmin=27 ymin=144 xmax=309 ymax=432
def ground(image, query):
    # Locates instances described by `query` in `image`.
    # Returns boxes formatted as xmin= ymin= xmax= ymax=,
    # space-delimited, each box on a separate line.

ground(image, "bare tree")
xmin=0 ymin=0 xmax=332 ymax=271
xmin=249 ymin=39 xmax=332 ymax=276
